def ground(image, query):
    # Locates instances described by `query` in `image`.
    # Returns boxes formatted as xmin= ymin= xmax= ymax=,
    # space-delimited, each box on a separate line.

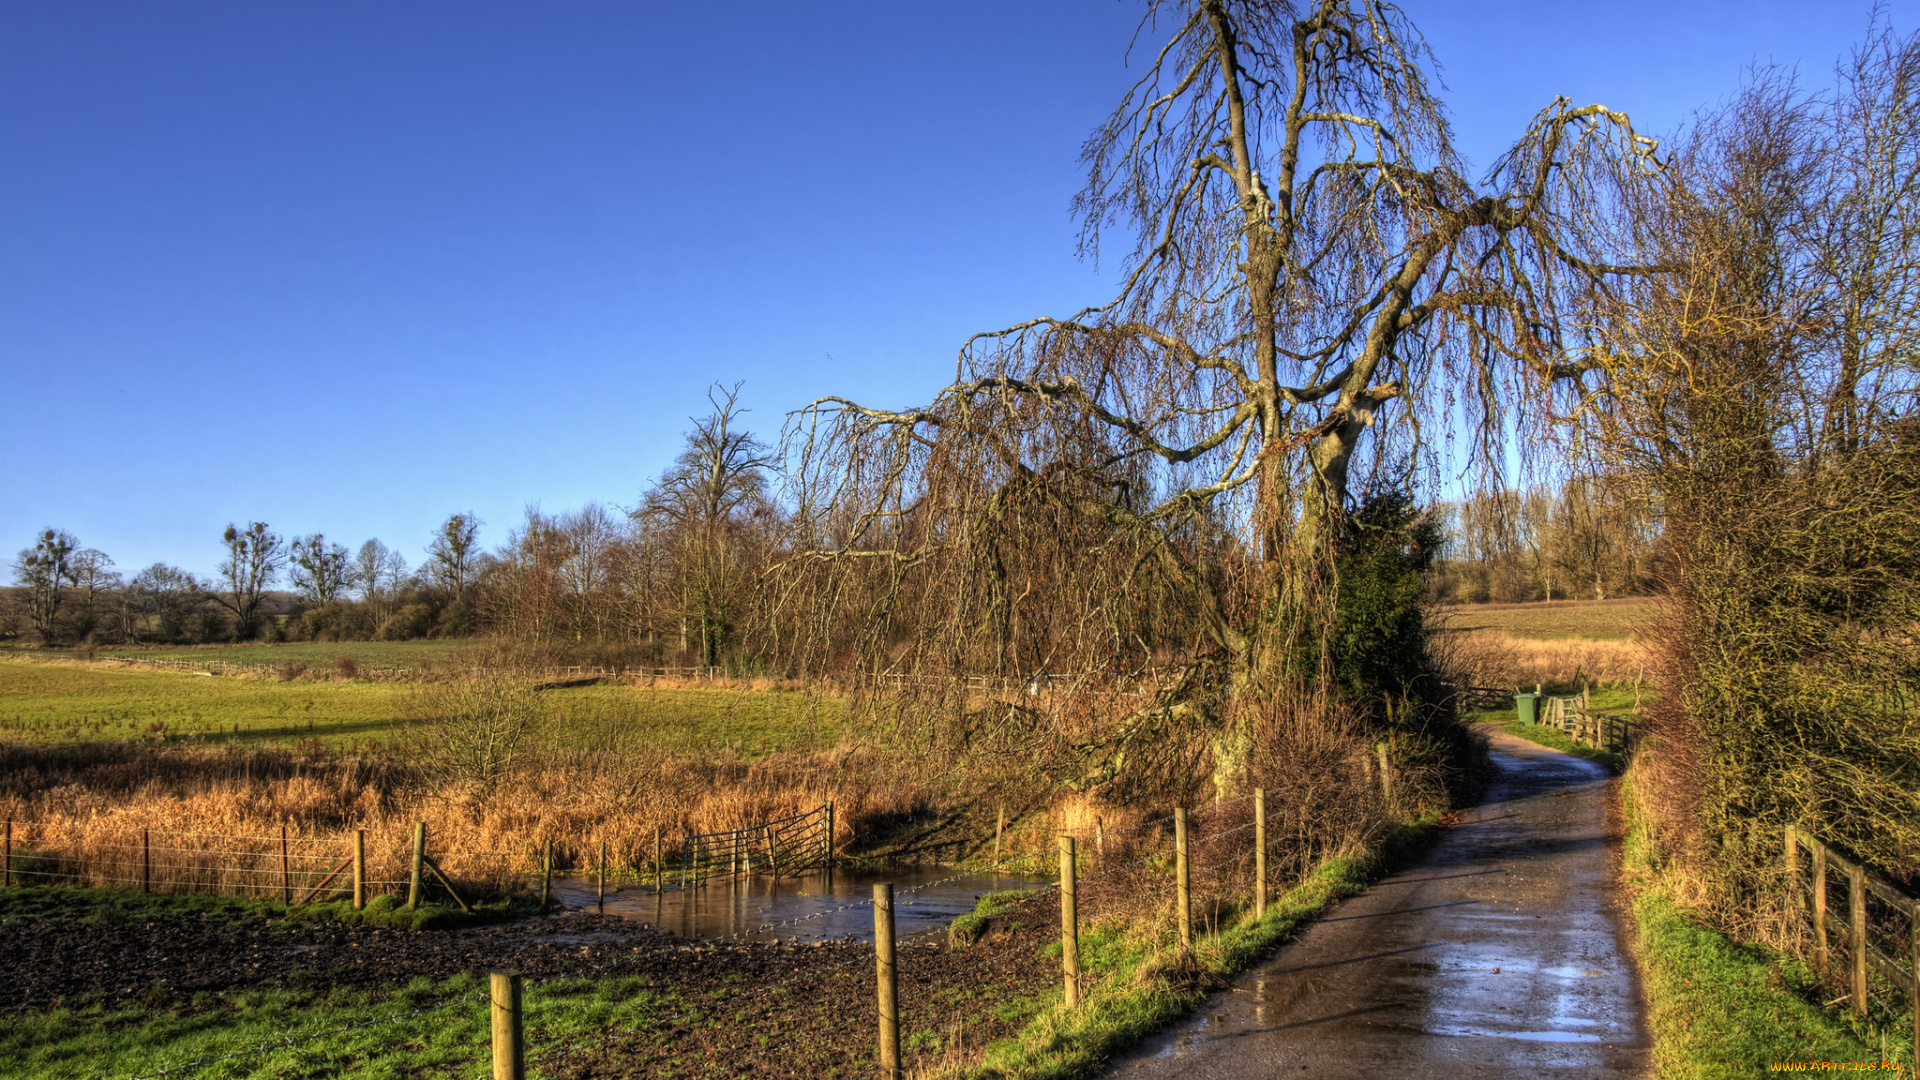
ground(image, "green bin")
xmin=1514 ymin=692 xmax=1541 ymax=726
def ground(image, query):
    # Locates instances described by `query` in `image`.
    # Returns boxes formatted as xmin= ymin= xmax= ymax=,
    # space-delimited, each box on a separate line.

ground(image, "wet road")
xmin=1106 ymin=727 xmax=1650 ymax=1079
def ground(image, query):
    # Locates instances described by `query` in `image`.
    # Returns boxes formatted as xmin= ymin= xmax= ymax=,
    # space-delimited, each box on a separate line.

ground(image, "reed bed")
xmin=0 ymin=740 xmax=927 ymax=901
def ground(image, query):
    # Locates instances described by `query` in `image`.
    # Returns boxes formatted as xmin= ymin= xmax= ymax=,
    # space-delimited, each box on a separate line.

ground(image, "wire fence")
xmin=1 ymin=801 xmax=846 ymax=905
xmin=85 ymin=790 xmax=1328 ymax=1079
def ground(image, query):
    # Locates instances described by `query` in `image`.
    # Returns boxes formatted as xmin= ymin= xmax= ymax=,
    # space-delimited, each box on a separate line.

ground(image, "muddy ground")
xmin=2 ymin=887 xmax=1064 ymax=1078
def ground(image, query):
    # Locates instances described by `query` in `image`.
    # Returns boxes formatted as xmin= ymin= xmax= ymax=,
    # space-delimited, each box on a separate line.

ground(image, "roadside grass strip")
xmin=1630 ymin=890 xmax=1894 ymax=1078
xmin=955 ymin=821 xmax=1439 ymax=1080
xmin=1500 ymin=719 xmax=1627 ymax=772
xmin=1620 ymin=771 xmax=1905 ymax=1077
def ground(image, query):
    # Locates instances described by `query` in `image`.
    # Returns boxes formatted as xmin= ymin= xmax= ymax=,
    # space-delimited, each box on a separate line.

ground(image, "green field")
xmin=1434 ymin=597 xmax=1652 ymax=641
xmin=90 ymin=639 xmax=474 ymax=669
xmin=0 ymin=660 xmax=843 ymax=755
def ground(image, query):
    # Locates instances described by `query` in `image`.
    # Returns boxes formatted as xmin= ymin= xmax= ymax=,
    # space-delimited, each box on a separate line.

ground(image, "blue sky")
xmin=3 ymin=0 xmax=1910 ymax=577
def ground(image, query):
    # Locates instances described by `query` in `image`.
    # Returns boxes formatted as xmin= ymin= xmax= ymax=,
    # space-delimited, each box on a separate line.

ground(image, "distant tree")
xmin=214 ymin=522 xmax=285 ymax=639
xmin=639 ymin=382 xmax=773 ymax=666
xmin=13 ymin=529 xmax=77 ymax=643
xmin=289 ymin=534 xmax=352 ymax=605
xmin=127 ymin=563 xmax=203 ymax=642
xmin=427 ymin=513 xmax=481 ymax=596
xmin=68 ymin=548 xmax=120 ymax=641
xmin=354 ymin=538 xmax=407 ymax=624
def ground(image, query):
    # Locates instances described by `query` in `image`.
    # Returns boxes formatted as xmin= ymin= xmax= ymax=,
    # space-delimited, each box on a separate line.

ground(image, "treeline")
xmin=1427 ymin=477 xmax=1661 ymax=604
xmin=4 ymin=517 xmax=480 ymax=647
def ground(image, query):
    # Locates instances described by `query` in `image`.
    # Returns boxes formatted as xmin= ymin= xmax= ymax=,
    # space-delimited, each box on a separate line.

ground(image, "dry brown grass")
xmin=1443 ymin=629 xmax=1650 ymax=689
xmin=0 ymin=739 xmax=928 ymax=901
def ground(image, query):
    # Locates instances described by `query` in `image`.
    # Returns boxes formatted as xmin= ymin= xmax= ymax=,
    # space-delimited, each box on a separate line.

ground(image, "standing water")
xmin=550 ymin=866 xmax=1047 ymax=943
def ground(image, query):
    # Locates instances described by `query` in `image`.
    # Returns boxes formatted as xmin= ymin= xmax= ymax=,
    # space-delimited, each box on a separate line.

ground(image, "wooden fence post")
xmin=1812 ymin=843 xmax=1829 ymax=974
xmin=281 ymin=824 xmax=291 ymax=905
xmin=490 ymin=972 xmax=525 ymax=1080
xmin=1096 ymin=816 xmax=1105 ymax=861
xmin=1175 ymin=807 xmax=1190 ymax=952
xmin=825 ymin=801 xmax=835 ymax=868
xmin=598 ymin=839 xmax=607 ymax=914
xmin=1847 ymin=862 xmax=1867 ymax=1016
xmin=142 ymin=828 xmax=150 ymax=894
xmin=1060 ymin=836 xmax=1080 ymax=1007
xmin=654 ymin=828 xmax=663 ymax=891
xmin=541 ymin=839 xmax=552 ymax=909
xmin=1254 ymin=788 xmax=1267 ymax=920
xmin=407 ymin=822 xmax=425 ymax=910
xmin=1910 ymin=904 xmax=1919 ymax=1077
xmin=352 ymin=829 xmax=365 ymax=910
xmin=874 ymin=882 xmax=900 ymax=1080
xmin=4 ymin=819 xmax=10 ymax=887
xmin=1375 ymin=743 xmax=1394 ymax=803
xmin=994 ymin=806 xmax=1005 ymax=865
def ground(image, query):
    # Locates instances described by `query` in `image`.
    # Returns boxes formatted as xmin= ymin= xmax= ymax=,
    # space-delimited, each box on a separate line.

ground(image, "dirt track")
xmin=1104 ymin=727 xmax=1650 ymax=1079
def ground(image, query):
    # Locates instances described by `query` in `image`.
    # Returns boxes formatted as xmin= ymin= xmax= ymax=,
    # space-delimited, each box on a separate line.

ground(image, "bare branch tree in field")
xmin=289 ymin=534 xmax=353 ymax=605
xmin=126 ymin=563 xmax=204 ymax=643
xmin=641 ymin=382 xmax=773 ymax=667
xmin=214 ymin=522 xmax=285 ymax=639
xmin=354 ymin=538 xmax=406 ymax=625
xmin=13 ymin=528 xmax=77 ymax=643
xmin=428 ymin=513 xmax=482 ymax=597
xmin=782 ymin=0 xmax=1662 ymax=792
xmin=68 ymin=548 xmax=120 ymax=641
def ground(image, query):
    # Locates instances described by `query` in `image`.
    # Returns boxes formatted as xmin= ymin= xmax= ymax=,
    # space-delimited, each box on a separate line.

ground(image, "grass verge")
xmin=1620 ymin=765 xmax=1905 ymax=1076
xmin=948 ymin=819 xmax=1441 ymax=1080
xmin=1499 ymin=720 xmax=1626 ymax=772
xmin=5 ymin=969 xmax=678 ymax=1080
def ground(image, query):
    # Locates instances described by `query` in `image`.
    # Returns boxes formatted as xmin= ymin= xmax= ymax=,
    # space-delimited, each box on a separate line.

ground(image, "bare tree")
xmin=427 ymin=513 xmax=482 ymax=597
xmin=67 ymin=548 xmax=120 ymax=640
xmin=214 ymin=522 xmax=285 ymax=638
xmin=782 ymin=0 xmax=1662 ymax=789
xmin=640 ymin=382 xmax=773 ymax=666
xmin=127 ymin=563 xmax=204 ymax=642
xmin=12 ymin=528 xmax=76 ymax=643
xmin=354 ymin=538 xmax=406 ymax=624
xmin=289 ymin=534 xmax=352 ymax=605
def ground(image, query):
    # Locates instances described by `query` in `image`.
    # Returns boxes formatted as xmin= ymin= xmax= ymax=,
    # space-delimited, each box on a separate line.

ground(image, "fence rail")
xmin=681 ymin=803 xmax=833 ymax=888
xmin=1536 ymin=690 xmax=1646 ymax=755
xmin=1783 ymin=827 xmax=1919 ymax=1056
